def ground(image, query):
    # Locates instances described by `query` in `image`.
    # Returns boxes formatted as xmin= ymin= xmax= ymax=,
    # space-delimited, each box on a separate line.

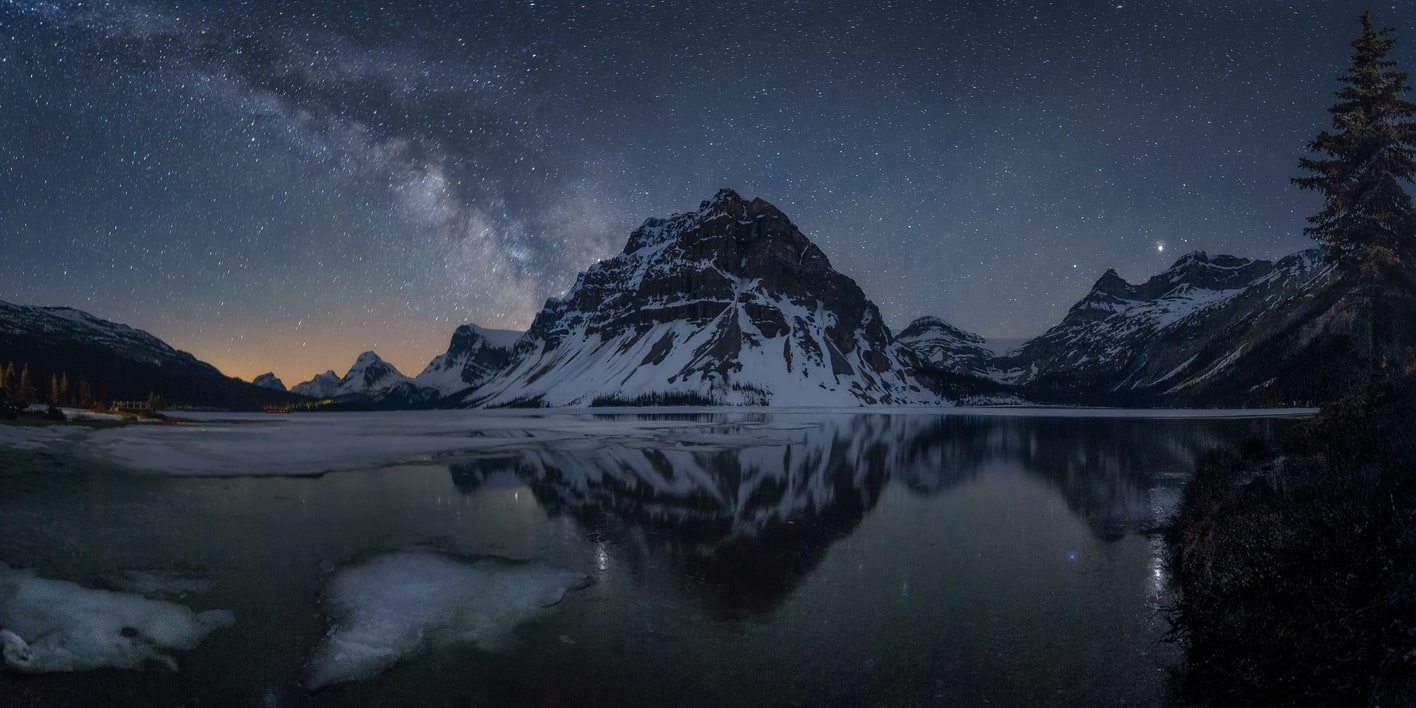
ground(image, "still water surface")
xmin=0 ymin=412 xmax=1294 ymax=706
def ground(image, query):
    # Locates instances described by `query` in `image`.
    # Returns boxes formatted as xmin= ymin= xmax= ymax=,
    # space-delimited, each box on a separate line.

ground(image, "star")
xmin=0 ymin=1 xmax=1405 ymax=380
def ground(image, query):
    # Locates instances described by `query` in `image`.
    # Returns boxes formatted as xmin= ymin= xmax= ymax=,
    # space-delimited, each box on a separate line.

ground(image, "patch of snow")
xmin=1168 ymin=345 xmax=1246 ymax=393
xmin=1150 ymin=354 xmax=1199 ymax=387
xmin=307 ymin=549 xmax=589 ymax=689
xmin=0 ymin=562 xmax=232 ymax=673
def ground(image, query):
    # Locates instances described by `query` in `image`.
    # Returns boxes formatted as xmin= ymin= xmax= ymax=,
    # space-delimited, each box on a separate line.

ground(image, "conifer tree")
xmin=0 ymin=363 xmax=7 ymax=398
xmin=18 ymin=364 xmax=30 ymax=404
xmin=60 ymin=373 xmax=70 ymax=405
xmin=1294 ymin=10 xmax=1416 ymax=260
xmin=3 ymin=362 xmax=13 ymax=398
xmin=50 ymin=374 xmax=59 ymax=405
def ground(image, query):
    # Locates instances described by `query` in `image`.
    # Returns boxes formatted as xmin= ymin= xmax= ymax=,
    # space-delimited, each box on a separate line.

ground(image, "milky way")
xmin=1 ymin=0 xmax=1409 ymax=381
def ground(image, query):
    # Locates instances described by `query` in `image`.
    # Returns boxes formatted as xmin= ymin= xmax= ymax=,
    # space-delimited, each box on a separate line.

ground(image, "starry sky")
xmin=2 ymin=0 xmax=1411 ymax=384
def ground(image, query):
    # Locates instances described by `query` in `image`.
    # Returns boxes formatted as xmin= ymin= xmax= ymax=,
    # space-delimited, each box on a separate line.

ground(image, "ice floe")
xmin=0 ymin=562 xmax=233 ymax=673
xmin=307 ymin=548 xmax=590 ymax=690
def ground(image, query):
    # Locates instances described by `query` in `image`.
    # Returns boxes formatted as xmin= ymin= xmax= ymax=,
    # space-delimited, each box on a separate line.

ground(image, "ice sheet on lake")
xmin=0 ymin=562 xmax=233 ymax=673
xmin=0 ymin=407 xmax=1317 ymax=477
xmin=307 ymin=548 xmax=590 ymax=690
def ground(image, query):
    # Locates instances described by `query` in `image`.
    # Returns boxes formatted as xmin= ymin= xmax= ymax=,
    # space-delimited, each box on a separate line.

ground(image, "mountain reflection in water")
xmin=448 ymin=413 xmax=1270 ymax=613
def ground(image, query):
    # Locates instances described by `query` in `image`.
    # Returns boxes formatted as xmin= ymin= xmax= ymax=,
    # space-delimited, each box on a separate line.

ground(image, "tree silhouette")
xmin=1294 ymin=11 xmax=1416 ymax=262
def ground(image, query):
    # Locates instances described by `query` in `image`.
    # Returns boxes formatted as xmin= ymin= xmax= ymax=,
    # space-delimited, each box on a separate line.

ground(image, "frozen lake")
xmin=0 ymin=409 xmax=1302 ymax=706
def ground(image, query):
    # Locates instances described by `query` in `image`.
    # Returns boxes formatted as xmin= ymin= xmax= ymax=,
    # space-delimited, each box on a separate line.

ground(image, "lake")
xmin=0 ymin=410 xmax=1301 ymax=706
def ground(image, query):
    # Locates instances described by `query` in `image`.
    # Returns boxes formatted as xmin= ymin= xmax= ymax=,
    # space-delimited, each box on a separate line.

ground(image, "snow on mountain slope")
xmin=995 ymin=249 xmax=1338 ymax=403
xmin=340 ymin=351 xmax=412 ymax=394
xmin=466 ymin=189 xmax=936 ymax=407
xmin=292 ymin=352 xmax=417 ymax=400
xmin=291 ymin=370 xmax=341 ymax=398
xmin=415 ymin=324 xmax=521 ymax=396
xmin=895 ymin=316 xmax=1001 ymax=379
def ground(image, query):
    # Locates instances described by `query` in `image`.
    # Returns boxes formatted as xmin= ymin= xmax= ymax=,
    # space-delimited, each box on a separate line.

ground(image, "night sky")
xmin=2 ymin=1 xmax=1410 ymax=383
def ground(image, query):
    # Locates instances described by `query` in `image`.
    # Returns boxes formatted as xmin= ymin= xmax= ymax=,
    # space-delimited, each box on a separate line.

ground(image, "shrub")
xmin=1167 ymin=376 xmax=1416 ymax=705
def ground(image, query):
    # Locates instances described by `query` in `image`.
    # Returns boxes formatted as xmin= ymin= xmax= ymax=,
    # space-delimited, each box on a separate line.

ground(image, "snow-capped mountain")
xmin=463 ymin=189 xmax=935 ymax=407
xmin=0 ymin=300 xmax=299 ymax=409
xmin=290 ymin=370 xmax=342 ymax=398
xmin=992 ymin=249 xmax=1359 ymax=405
xmin=340 ymin=351 xmax=412 ymax=393
xmin=291 ymin=351 xmax=427 ymax=405
xmin=415 ymin=324 xmax=521 ymax=396
xmin=895 ymin=316 xmax=1000 ymax=378
xmin=251 ymin=372 xmax=286 ymax=392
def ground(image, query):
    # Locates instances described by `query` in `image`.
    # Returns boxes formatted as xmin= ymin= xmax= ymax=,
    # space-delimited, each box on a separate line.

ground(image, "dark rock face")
xmin=0 ymin=301 xmax=302 ymax=410
xmin=470 ymin=189 xmax=932 ymax=406
xmin=252 ymin=373 xmax=286 ymax=392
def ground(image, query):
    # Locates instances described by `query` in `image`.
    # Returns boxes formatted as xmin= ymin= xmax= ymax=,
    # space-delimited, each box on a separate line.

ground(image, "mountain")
xmin=339 ymin=351 xmax=412 ymax=393
xmin=291 ymin=370 xmax=341 ymax=399
xmin=415 ymin=324 xmax=521 ymax=397
xmin=992 ymin=249 xmax=1416 ymax=406
xmin=463 ymin=189 xmax=935 ymax=407
xmin=251 ymin=372 xmax=286 ymax=392
xmin=895 ymin=316 xmax=999 ymax=378
xmin=291 ymin=351 xmax=435 ymax=407
xmin=0 ymin=301 xmax=302 ymax=410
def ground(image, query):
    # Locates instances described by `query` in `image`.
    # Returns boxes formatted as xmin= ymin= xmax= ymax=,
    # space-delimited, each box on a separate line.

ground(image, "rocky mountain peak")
xmin=470 ymin=190 xmax=932 ymax=406
xmin=351 ymin=351 xmax=384 ymax=367
xmin=898 ymin=316 xmax=985 ymax=346
xmin=1155 ymin=251 xmax=1271 ymax=294
xmin=415 ymin=323 xmax=520 ymax=396
xmin=343 ymin=351 xmax=407 ymax=390
xmin=1090 ymin=268 xmax=1132 ymax=297
xmin=896 ymin=316 xmax=996 ymax=379
xmin=252 ymin=372 xmax=286 ymax=392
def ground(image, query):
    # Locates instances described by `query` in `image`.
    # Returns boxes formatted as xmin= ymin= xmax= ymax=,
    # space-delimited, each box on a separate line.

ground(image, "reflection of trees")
xmin=447 ymin=414 xmax=1285 ymax=611
xmin=1005 ymin=418 xmax=1280 ymax=540
xmin=888 ymin=415 xmax=1282 ymax=539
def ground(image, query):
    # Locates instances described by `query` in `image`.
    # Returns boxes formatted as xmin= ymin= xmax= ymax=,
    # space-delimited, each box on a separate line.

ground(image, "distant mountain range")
xmin=8 ymin=190 xmax=1412 ymax=409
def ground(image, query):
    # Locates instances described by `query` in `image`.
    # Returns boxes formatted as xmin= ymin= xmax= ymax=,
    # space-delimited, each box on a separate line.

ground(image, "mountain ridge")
xmin=0 ymin=300 xmax=303 ymax=410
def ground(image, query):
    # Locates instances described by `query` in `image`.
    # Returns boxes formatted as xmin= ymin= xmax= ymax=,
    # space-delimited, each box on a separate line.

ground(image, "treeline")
xmin=0 ymin=359 xmax=155 ymax=411
xmin=1 ymin=360 xmax=92 ymax=406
